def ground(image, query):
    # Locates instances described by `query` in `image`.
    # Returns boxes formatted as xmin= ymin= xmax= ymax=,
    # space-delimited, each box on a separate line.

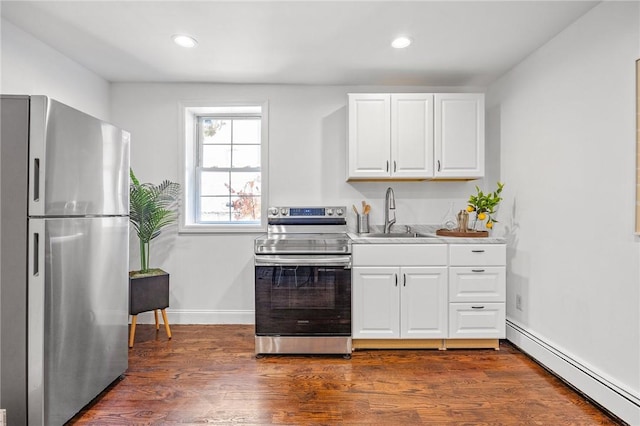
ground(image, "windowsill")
xmin=179 ymin=223 xmax=266 ymax=235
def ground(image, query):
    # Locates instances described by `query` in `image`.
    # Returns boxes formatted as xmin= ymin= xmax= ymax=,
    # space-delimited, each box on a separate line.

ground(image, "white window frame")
xmin=179 ymin=101 xmax=269 ymax=233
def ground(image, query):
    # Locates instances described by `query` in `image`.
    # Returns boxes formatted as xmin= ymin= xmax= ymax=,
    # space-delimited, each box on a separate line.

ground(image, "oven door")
xmin=254 ymin=255 xmax=351 ymax=336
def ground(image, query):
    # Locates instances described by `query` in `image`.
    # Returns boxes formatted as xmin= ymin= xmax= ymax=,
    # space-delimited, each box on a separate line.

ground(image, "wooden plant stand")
xmin=129 ymin=270 xmax=172 ymax=348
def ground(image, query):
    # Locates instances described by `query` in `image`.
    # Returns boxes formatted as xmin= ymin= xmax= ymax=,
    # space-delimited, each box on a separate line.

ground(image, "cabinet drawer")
xmin=353 ymin=244 xmax=447 ymax=266
xmin=449 ymin=267 xmax=505 ymax=302
xmin=449 ymin=244 xmax=505 ymax=266
xmin=448 ymin=303 xmax=505 ymax=339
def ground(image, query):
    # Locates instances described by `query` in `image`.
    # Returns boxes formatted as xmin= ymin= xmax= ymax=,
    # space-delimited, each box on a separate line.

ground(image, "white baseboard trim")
xmin=131 ymin=309 xmax=254 ymax=325
xmin=507 ymin=320 xmax=639 ymax=425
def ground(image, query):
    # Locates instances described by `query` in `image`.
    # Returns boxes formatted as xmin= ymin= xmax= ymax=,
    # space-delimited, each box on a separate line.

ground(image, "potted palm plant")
xmin=128 ymin=169 xmax=180 ymax=347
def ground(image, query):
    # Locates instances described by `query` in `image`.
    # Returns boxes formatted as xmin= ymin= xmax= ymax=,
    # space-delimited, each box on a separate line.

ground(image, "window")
xmin=180 ymin=103 xmax=268 ymax=233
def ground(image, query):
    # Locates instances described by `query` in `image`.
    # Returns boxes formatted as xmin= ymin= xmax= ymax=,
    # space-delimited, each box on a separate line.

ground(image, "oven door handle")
xmin=254 ymin=255 xmax=352 ymax=268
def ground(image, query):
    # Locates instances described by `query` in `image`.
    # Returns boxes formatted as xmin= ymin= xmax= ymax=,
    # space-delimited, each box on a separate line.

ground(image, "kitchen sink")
xmin=360 ymin=232 xmax=436 ymax=238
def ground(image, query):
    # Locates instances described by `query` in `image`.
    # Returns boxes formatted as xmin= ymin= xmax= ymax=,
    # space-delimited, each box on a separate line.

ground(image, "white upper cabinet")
xmin=434 ymin=93 xmax=485 ymax=179
xmin=347 ymin=93 xmax=392 ymax=179
xmin=391 ymin=94 xmax=434 ymax=179
xmin=347 ymin=92 xmax=484 ymax=180
xmin=348 ymin=93 xmax=433 ymax=179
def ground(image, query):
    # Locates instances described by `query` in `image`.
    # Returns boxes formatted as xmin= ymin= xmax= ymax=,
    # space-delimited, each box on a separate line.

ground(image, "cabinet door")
xmin=391 ymin=94 xmax=434 ymax=178
xmin=347 ymin=94 xmax=391 ymax=179
xmin=400 ymin=267 xmax=448 ymax=338
xmin=352 ymin=267 xmax=399 ymax=338
xmin=434 ymin=93 xmax=484 ymax=179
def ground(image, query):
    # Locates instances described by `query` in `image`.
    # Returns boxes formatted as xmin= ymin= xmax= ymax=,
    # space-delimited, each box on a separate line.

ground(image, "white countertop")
xmin=348 ymin=224 xmax=506 ymax=244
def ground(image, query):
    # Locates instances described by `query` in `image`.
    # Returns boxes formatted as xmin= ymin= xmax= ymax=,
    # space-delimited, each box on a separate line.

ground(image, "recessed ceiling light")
xmin=391 ymin=36 xmax=412 ymax=49
xmin=172 ymin=34 xmax=198 ymax=48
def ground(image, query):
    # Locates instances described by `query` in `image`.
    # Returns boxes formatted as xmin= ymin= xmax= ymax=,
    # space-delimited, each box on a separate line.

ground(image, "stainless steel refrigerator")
xmin=0 ymin=95 xmax=130 ymax=425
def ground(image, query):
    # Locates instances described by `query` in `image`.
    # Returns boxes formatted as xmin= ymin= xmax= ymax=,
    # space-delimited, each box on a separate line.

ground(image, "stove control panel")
xmin=267 ymin=206 xmax=346 ymax=218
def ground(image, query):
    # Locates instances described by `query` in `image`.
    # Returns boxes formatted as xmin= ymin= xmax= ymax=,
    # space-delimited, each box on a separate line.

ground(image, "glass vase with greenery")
xmin=129 ymin=169 xmax=180 ymax=274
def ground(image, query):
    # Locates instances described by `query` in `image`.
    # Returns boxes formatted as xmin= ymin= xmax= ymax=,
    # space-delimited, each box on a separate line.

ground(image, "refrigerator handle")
xmin=33 ymin=231 xmax=39 ymax=275
xmin=28 ymin=220 xmax=46 ymax=426
xmin=33 ymin=158 xmax=40 ymax=202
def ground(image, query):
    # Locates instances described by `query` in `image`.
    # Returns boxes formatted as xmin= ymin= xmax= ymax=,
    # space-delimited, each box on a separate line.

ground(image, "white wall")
xmin=0 ymin=18 xmax=111 ymax=120
xmin=487 ymin=1 xmax=639 ymax=421
xmin=111 ymin=83 xmax=493 ymax=324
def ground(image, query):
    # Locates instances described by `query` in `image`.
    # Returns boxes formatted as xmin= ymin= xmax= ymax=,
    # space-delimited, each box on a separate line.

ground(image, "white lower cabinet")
xmin=352 ymin=266 xmax=448 ymax=339
xmin=449 ymin=266 xmax=505 ymax=302
xmin=448 ymin=303 xmax=506 ymax=338
xmin=402 ymin=267 xmax=448 ymax=338
xmin=448 ymin=244 xmax=507 ymax=340
xmin=352 ymin=244 xmax=448 ymax=339
xmin=352 ymin=267 xmax=399 ymax=338
xmin=352 ymin=242 xmax=507 ymax=349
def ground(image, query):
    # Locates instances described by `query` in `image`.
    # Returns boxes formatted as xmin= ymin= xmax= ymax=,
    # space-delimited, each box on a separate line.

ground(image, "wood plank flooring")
xmin=69 ymin=325 xmax=622 ymax=425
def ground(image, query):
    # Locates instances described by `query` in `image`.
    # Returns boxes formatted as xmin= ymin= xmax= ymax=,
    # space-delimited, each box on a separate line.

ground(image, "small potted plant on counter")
xmin=467 ymin=181 xmax=505 ymax=231
xmin=128 ymin=169 xmax=180 ymax=347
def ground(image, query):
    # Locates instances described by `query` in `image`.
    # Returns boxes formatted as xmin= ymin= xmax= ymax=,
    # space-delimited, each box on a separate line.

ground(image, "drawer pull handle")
xmin=395 ymin=273 xmax=398 ymax=287
xmin=471 ymin=250 xmax=485 ymax=253
xmin=471 ymin=305 xmax=485 ymax=309
xmin=472 ymin=269 xmax=485 ymax=273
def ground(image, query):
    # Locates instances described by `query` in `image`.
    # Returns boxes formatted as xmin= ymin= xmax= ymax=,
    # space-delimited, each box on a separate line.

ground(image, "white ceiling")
xmin=1 ymin=1 xmax=599 ymax=87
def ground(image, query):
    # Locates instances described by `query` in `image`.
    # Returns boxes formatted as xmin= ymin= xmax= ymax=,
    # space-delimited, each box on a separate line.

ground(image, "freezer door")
xmin=28 ymin=96 xmax=130 ymax=217
xmin=28 ymin=217 xmax=129 ymax=426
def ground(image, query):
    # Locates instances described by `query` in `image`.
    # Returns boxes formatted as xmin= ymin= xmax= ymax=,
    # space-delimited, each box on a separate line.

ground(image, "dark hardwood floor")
xmin=69 ymin=325 xmax=622 ymax=425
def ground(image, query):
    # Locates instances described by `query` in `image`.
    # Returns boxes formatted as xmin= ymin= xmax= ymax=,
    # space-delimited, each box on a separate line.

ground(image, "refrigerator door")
xmin=28 ymin=217 xmax=129 ymax=426
xmin=28 ymin=96 xmax=130 ymax=217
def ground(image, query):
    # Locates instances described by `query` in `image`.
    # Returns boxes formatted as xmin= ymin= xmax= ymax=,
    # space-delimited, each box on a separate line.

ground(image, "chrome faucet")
xmin=383 ymin=187 xmax=396 ymax=233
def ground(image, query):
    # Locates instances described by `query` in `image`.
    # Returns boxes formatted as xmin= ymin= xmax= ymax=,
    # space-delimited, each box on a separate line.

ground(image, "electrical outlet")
xmin=516 ymin=294 xmax=522 ymax=311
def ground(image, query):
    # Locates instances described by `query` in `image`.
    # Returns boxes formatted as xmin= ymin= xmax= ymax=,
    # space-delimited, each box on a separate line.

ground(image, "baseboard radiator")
xmin=506 ymin=320 xmax=639 ymax=424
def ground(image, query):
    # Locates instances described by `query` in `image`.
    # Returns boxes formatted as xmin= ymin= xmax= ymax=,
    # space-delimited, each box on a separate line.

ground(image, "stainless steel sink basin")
xmin=360 ymin=232 xmax=435 ymax=238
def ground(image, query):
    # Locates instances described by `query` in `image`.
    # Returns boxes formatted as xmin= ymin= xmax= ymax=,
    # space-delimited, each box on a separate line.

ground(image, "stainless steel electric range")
xmin=254 ymin=206 xmax=352 ymax=357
